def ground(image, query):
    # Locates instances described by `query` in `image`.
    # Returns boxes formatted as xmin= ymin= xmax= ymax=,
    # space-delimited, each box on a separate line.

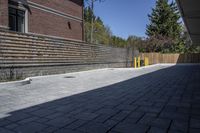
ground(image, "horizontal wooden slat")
xmin=139 ymin=53 xmax=200 ymax=64
xmin=0 ymin=30 xmax=131 ymax=69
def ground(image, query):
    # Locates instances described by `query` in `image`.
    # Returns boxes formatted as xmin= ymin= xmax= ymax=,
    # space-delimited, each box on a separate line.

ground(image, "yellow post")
xmin=144 ymin=57 xmax=147 ymax=66
xmin=144 ymin=57 xmax=149 ymax=66
xmin=146 ymin=57 xmax=149 ymax=66
xmin=138 ymin=57 xmax=140 ymax=68
xmin=134 ymin=57 xmax=137 ymax=68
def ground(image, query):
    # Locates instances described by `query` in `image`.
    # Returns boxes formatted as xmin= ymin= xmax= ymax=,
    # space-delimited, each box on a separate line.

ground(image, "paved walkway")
xmin=0 ymin=65 xmax=200 ymax=133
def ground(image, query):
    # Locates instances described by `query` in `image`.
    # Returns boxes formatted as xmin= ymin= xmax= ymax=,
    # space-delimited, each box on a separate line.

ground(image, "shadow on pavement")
xmin=0 ymin=65 xmax=200 ymax=133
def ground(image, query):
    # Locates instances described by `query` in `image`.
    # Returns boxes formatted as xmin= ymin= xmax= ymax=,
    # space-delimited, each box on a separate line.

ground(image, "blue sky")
xmin=89 ymin=0 xmax=157 ymax=39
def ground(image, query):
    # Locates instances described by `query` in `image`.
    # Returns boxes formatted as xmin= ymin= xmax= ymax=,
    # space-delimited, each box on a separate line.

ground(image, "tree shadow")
xmin=0 ymin=65 xmax=199 ymax=133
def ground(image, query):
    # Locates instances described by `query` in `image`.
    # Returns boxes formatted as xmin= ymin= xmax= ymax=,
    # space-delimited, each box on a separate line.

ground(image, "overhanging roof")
xmin=176 ymin=0 xmax=200 ymax=45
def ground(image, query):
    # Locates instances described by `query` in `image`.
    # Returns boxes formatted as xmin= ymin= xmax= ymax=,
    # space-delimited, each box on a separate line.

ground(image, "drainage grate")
xmin=64 ymin=76 xmax=76 ymax=79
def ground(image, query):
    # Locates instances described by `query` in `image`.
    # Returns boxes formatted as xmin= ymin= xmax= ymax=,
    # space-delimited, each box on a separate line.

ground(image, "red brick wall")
xmin=29 ymin=0 xmax=83 ymax=18
xmin=28 ymin=7 xmax=83 ymax=41
xmin=28 ymin=0 xmax=83 ymax=41
xmin=0 ymin=0 xmax=8 ymax=28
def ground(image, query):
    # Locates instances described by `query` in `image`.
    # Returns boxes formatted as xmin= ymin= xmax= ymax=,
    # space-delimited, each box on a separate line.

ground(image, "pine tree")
xmin=146 ymin=0 xmax=182 ymax=52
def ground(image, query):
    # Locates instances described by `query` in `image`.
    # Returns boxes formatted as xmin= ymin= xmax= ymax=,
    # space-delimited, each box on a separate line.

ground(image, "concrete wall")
xmin=0 ymin=30 xmax=133 ymax=81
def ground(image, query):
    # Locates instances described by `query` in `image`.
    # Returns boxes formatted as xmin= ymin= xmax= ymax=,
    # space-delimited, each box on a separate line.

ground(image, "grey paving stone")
xmin=96 ymin=108 xmax=119 ymax=116
xmin=54 ymin=128 xmax=83 ymax=133
xmin=128 ymin=111 xmax=145 ymax=119
xmin=135 ymin=101 xmax=153 ymax=106
xmin=191 ymin=108 xmax=200 ymax=116
xmin=138 ymin=114 xmax=156 ymax=125
xmin=108 ymin=131 xmax=120 ymax=133
xmin=53 ymin=105 xmax=76 ymax=113
xmin=73 ymin=112 xmax=99 ymax=121
xmin=104 ymin=119 xmax=119 ymax=127
xmin=14 ymin=122 xmax=48 ymax=133
xmin=38 ymin=126 xmax=58 ymax=133
xmin=5 ymin=123 xmax=19 ymax=129
xmin=170 ymin=120 xmax=188 ymax=133
xmin=150 ymin=118 xmax=171 ymax=129
xmin=137 ymin=106 xmax=162 ymax=113
xmin=168 ymin=130 xmax=184 ymax=133
xmin=163 ymin=105 xmax=177 ymax=112
xmin=46 ymin=116 xmax=76 ymax=128
xmin=66 ymin=119 xmax=88 ymax=130
xmin=82 ymin=104 xmax=103 ymax=112
xmin=148 ymin=127 xmax=167 ymax=133
xmin=29 ymin=109 xmax=55 ymax=117
xmin=78 ymin=122 xmax=111 ymax=133
xmin=190 ymin=118 xmax=200 ymax=128
xmin=177 ymin=107 xmax=190 ymax=114
xmin=159 ymin=112 xmax=189 ymax=121
xmin=0 ymin=119 xmax=12 ymax=127
xmin=112 ymin=122 xmax=149 ymax=133
xmin=0 ymin=127 xmax=14 ymax=133
xmin=145 ymin=113 xmax=158 ymax=117
xmin=115 ymin=104 xmax=138 ymax=111
xmin=111 ymin=111 xmax=131 ymax=121
xmin=17 ymin=116 xmax=38 ymax=124
xmin=44 ymin=112 xmax=64 ymax=119
xmin=6 ymin=113 xmax=30 ymax=122
xmin=189 ymin=128 xmax=200 ymax=133
xmin=34 ymin=117 xmax=49 ymax=123
xmin=94 ymin=114 xmax=112 ymax=123
xmin=122 ymin=117 xmax=139 ymax=124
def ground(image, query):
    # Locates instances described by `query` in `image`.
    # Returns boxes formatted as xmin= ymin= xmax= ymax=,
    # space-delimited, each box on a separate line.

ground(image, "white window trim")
xmin=25 ymin=9 xmax=28 ymax=33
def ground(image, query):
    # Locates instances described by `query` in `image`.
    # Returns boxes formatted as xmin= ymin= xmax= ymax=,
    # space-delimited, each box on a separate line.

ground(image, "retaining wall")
xmin=0 ymin=30 xmax=133 ymax=81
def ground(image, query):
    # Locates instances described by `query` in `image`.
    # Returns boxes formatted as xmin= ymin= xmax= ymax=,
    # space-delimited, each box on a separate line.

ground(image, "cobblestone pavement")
xmin=0 ymin=65 xmax=199 ymax=133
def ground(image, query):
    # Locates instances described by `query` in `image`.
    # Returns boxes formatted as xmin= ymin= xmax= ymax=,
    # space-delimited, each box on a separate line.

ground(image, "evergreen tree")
xmin=146 ymin=0 xmax=182 ymax=52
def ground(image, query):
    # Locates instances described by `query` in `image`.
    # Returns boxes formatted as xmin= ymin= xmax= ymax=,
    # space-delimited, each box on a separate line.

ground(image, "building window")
xmin=9 ymin=7 xmax=25 ymax=33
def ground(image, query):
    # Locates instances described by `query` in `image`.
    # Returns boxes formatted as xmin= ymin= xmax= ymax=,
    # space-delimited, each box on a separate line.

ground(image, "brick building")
xmin=0 ymin=0 xmax=84 ymax=41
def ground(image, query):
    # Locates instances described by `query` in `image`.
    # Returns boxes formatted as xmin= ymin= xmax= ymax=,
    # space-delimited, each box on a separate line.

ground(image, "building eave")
xmin=176 ymin=0 xmax=200 ymax=45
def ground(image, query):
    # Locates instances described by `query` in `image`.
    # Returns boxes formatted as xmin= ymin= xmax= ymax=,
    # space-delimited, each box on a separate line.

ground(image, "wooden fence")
xmin=139 ymin=53 xmax=200 ymax=64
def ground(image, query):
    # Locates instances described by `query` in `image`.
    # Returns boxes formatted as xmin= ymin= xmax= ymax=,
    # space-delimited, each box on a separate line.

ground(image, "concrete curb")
xmin=0 ymin=78 xmax=32 ymax=88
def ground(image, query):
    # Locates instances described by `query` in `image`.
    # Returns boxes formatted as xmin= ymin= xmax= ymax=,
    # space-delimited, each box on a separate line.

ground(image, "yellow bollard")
xmin=144 ymin=57 xmax=149 ymax=66
xmin=138 ymin=57 xmax=140 ymax=68
xmin=134 ymin=57 xmax=137 ymax=68
xmin=144 ymin=57 xmax=147 ymax=66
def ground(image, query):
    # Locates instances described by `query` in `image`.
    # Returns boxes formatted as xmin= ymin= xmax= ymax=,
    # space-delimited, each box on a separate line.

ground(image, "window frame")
xmin=8 ymin=4 xmax=28 ymax=33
